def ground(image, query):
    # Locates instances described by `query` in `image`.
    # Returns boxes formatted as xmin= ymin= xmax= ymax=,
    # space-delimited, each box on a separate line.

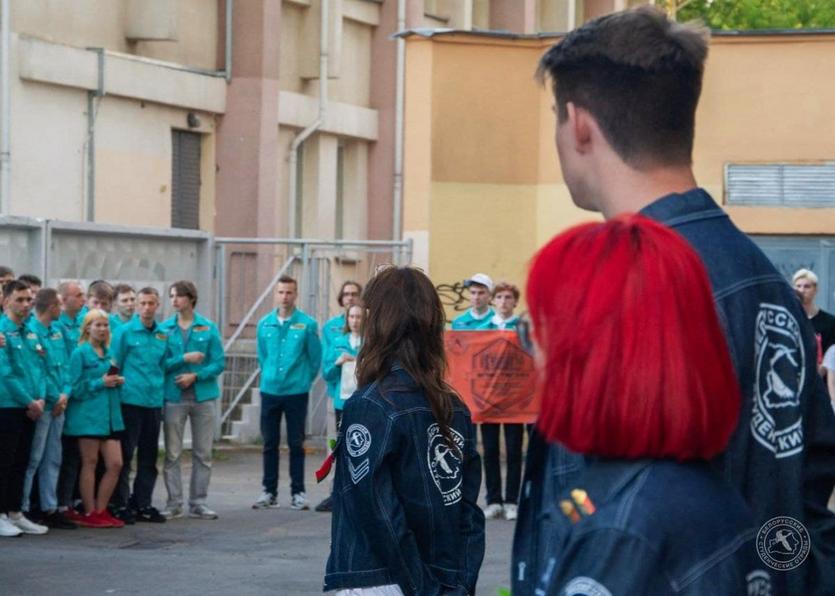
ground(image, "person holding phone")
xmin=64 ymin=309 xmax=126 ymax=529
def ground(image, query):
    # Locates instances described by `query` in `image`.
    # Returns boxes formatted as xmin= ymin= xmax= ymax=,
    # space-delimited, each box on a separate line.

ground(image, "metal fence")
xmin=215 ymin=238 xmax=413 ymax=441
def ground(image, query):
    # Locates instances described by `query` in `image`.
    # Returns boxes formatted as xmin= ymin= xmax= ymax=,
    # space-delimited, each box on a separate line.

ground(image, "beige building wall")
xmin=403 ymin=31 xmax=835 ymax=318
xmin=5 ymin=0 xmax=224 ymax=230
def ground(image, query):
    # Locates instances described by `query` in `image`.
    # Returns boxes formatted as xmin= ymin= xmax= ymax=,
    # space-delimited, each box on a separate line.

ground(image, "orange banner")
xmin=445 ymin=330 xmax=540 ymax=424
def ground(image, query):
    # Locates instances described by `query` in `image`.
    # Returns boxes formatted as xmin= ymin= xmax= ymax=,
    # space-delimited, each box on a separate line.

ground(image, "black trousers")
xmin=114 ymin=404 xmax=162 ymax=510
xmin=481 ymin=423 xmax=524 ymax=506
xmin=0 ymin=408 xmax=36 ymax=514
xmin=56 ymin=435 xmax=80 ymax=508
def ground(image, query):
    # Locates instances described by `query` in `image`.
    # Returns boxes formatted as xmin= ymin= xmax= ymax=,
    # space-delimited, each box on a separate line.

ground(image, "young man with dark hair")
xmin=0 ymin=266 xmax=16 ymax=305
xmin=109 ymin=284 xmax=137 ymax=331
xmin=315 ymin=280 xmax=362 ymax=513
xmin=110 ymin=287 xmax=167 ymax=524
xmin=160 ymin=281 xmax=225 ymax=520
xmin=22 ymin=288 xmax=76 ymax=529
xmin=87 ymin=280 xmax=114 ymax=313
xmin=253 ymin=275 xmax=322 ymax=511
xmin=451 ymin=273 xmax=494 ymax=330
xmin=18 ymin=274 xmax=42 ymax=294
xmin=514 ymin=7 xmax=835 ymax=594
xmin=0 ymin=280 xmax=48 ymax=536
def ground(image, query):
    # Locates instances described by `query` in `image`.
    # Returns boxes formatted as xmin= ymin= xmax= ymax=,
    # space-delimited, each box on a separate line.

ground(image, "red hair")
xmin=527 ymin=215 xmax=739 ymax=461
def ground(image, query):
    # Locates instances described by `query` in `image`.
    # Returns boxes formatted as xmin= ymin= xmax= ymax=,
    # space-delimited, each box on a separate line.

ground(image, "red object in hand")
xmin=316 ymin=452 xmax=335 ymax=483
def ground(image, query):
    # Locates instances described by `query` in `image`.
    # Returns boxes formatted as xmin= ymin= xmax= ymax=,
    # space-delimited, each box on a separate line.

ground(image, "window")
xmin=171 ymin=131 xmax=202 ymax=229
xmin=726 ymin=163 xmax=835 ymax=207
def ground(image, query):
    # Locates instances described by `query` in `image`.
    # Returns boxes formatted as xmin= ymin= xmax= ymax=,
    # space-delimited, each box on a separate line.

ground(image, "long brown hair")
xmin=356 ymin=266 xmax=459 ymax=446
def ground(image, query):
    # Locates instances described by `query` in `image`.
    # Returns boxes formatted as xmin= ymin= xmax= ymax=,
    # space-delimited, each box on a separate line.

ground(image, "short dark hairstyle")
xmin=337 ymin=280 xmax=363 ymax=307
xmin=34 ymin=288 xmax=60 ymax=314
xmin=113 ymin=283 xmax=136 ymax=298
xmin=536 ymin=6 xmax=708 ymax=168
xmin=18 ymin=274 xmax=42 ymax=287
xmin=88 ymin=279 xmax=114 ymax=300
xmin=3 ymin=279 xmax=30 ymax=300
xmin=138 ymin=286 xmax=160 ymax=298
xmin=277 ymin=275 xmax=297 ymax=288
xmin=0 ymin=265 xmax=14 ymax=278
xmin=493 ymin=282 xmax=520 ymax=301
xmin=170 ymin=280 xmax=198 ymax=307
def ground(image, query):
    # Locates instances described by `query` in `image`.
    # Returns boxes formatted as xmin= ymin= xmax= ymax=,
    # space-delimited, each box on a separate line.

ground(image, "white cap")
xmin=464 ymin=273 xmax=494 ymax=292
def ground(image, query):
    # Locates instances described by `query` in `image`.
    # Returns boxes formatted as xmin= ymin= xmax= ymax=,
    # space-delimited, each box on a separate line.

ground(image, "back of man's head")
xmin=537 ymin=6 xmax=708 ymax=169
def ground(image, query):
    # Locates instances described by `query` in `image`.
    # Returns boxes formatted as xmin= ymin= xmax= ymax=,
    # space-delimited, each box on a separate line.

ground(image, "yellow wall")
xmin=403 ymin=32 xmax=835 ymax=318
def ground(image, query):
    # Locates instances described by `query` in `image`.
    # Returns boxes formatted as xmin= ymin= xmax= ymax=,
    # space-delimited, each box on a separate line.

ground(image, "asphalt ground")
xmin=0 ymin=448 xmax=516 ymax=596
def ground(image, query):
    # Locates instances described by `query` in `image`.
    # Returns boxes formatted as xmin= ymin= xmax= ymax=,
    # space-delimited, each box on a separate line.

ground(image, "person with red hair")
xmin=524 ymin=215 xmax=776 ymax=594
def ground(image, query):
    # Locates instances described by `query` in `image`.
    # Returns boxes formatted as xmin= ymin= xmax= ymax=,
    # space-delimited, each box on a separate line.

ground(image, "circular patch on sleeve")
xmin=345 ymin=424 xmax=372 ymax=458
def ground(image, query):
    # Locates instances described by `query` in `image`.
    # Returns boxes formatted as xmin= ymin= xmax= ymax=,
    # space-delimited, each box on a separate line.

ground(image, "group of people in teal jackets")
xmin=252 ymin=276 xmax=364 ymax=514
xmin=0 ymin=273 xmax=224 ymax=537
xmin=450 ymin=272 xmax=525 ymax=523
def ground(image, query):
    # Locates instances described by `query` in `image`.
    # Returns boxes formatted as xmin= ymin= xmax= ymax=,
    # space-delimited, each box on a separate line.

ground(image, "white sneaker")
xmin=9 ymin=512 xmax=48 ymax=535
xmin=188 ymin=504 xmax=218 ymax=520
xmin=483 ymin=503 xmax=504 ymax=519
xmin=252 ymin=491 xmax=279 ymax=509
xmin=161 ymin=505 xmax=185 ymax=519
xmin=0 ymin=514 xmax=22 ymax=537
xmin=503 ymin=504 xmax=518 ymax=521
xmin=290 ymin=492 xmax=309 ymax=510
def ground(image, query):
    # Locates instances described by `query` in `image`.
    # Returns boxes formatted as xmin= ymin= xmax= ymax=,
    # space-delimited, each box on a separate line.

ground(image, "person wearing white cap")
xmin=451 ymin=274 xmax=495 ymax=330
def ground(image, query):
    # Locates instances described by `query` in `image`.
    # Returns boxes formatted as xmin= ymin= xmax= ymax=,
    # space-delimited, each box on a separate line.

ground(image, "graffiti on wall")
xmin=436 ymin=282 xmax=469 ymax=312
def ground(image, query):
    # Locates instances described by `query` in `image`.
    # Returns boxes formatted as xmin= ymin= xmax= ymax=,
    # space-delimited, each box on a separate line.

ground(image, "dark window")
xmin=171 ymin=130 xmax=202 ymax=229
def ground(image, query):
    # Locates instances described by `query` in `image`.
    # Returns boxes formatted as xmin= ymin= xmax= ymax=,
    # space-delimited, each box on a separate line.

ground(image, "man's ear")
xmin=567 ymin=102 xmax=593 ymax=155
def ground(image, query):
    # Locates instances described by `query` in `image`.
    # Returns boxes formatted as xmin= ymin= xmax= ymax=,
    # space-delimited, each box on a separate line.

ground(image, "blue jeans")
xmin=23 ymin=411 xmax=64 ymax=512
xmin=260 ymin=392 xmax=308 ymax=496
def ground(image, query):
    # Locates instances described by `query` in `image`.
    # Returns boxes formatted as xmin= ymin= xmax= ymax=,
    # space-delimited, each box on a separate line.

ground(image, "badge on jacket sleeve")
xmin=427 ymin=423 xmax=464 ymax=506
xmin=346 ymin=424 xmax=371 ymax=484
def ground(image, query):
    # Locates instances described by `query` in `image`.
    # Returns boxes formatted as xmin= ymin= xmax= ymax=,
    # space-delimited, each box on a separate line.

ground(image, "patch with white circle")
xmin=563 ymin=576 xmax=612 ymax=596
xmin=426 ymin=423 xmax=465 ymax=506
xmin=751 ymin=303 xmax=805 ymax=458
xmin=346 ymin=424 xmax=371 ymax=458
xmin=756 ymin=516 xmax=810 ymax=571
xmin=746 ymin=570 xmax=773 ymax=596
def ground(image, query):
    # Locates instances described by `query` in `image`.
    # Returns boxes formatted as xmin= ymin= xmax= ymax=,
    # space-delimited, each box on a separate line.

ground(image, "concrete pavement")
xmin=1 ymin=448 xmax=516 ymax=596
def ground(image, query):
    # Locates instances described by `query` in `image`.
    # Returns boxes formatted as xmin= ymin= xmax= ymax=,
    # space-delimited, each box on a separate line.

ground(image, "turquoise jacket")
xmin=111 ymin=315 xmax=168 ymax=408
xmin=478 ymin=314 xmax=520 ymax=330
xmin=56 ymin=307 xmax=86 ymax=353
xmin=0 ymin=315 xmax=46 ymax=408
xmin=322 ymin=333 xmax=361 ymax=411
xmin=451 ymin=308 xmax=494 ymax=330
xmin=160 ymin=312 xmax=225 ymax=403
xmin=27 ymin=317 xmax=72 ymax=407
xmin=322 ymin=314 xmax=346 ymax=399
xmin=109 ymin=313 xmax=133 ymax=333
xmin=257 ymin=309 xmax=322 ymax=396
xmin=65 ymin=342 xmax=124 ymax=437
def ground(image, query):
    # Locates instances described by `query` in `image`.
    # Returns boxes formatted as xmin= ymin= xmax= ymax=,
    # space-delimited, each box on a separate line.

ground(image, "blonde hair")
xmin=792 ymin=268 xmax=819 ymax=286
xmin=79 ymin=308 xmax=111 ymax=347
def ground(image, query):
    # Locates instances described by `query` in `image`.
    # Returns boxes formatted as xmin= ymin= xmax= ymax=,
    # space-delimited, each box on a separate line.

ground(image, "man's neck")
xmin=596 ymin=161 xmax=699 ymax=220
xmin=7 ymin=313 xmax=24 ymax=327
xmin=119 ymin=312 xmax=133 ymax=322
xmin=64 ymin=308 xmax=80 ymax=320
xmin=496 ymin=311 xmax=515 ymax=322
xmin=278 ymin=307 xmax=295 ymax=319
xmin=178 ymin=310 xmax=195 ymax=327
xmin=141 ymin=316 xmax=155 ymax=329
xmin=36 ymin=313 xmax=53 ymax=328
xmin=472 ymin=306 xmax=489 ymax=317
xmin=804 ymin=303 xmax=820 ymax=318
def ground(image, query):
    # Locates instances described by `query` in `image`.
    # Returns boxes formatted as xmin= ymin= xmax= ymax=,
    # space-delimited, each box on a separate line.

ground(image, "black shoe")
xmin=135 ymin=507 xmax=166 ymax=523
xmin=43 ymin=510 xmax=78 ymax=530
xmin=314 ymin=496 xmax=333 ymax=512
xmin=113 ymin=507 xmax=137 ymax=525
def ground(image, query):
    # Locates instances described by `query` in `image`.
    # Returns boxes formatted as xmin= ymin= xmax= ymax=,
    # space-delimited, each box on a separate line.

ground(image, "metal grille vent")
xmin=726 ymin=163 xmax=835 ymax=206
xmin=171 ymin=130 xmax=202 ymax=229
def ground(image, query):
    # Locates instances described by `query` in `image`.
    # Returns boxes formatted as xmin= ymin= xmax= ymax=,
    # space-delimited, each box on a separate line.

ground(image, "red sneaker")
xmin=63 ymin=508 xmax=85 ymax=524
xmin=97 ymin=510 xmax=125 ymax=528
xmin=76 ymin=511 xmax=112 ymax=529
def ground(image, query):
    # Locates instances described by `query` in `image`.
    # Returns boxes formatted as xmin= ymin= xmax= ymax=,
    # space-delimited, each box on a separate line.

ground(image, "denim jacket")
xmin=512 ymin=189 xmax=835 ymax=595
xmin=528 ymin=458 xmax=779 ymax=595
xmin=324 ymin=366 xmax=485 ymax=595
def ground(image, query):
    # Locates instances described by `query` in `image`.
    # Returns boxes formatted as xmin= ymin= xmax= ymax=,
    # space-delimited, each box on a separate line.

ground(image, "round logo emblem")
xmin=345 ymin=424 xmax=371 ymax=458
xmin=426 ymin=423 xmax=465 ymax=506
xmin=756 ymin=516 xmax=810 ymax=571
xmin=564 ymin=576 xmax=612 ymax=596
xmin=751 ymin=304 xmax=805 ymax=459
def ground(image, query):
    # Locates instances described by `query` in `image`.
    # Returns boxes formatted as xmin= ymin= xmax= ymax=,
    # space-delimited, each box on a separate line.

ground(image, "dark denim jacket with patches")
xmin=324 ymin=366 xmax=485 ymax=596
xmin=512 ymin=189 xmax=835 ymax=595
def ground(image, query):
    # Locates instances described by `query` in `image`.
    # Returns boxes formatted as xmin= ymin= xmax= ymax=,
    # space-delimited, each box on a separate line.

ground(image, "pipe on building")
xmin=224 ymin=0 xmax=233 ymax=82
xmin=0 ymin=0 xmax=11 ymax=215
xmin=84 ymin=48 xmax=105 ymax=222
xmin=391 ymin=0 xmax=406 ymax=243
xmin=287 ymin=0 xmax=329 ymax=238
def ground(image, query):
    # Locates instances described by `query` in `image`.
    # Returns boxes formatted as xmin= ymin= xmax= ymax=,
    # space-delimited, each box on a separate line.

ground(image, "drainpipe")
xmin=288 ymin=0 xmax=329 ymax=238
xmin=224 ymin=0 xmax=233 ymax=82
xmin=391 ymin=0 xmax=405 ymax=242
xmin=84 ymin=48 xmax=105 ymax=222
xmin=0 ymin=0 xmax=11 ymax=215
